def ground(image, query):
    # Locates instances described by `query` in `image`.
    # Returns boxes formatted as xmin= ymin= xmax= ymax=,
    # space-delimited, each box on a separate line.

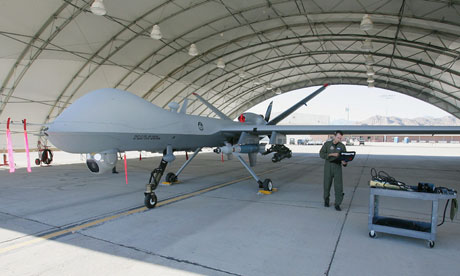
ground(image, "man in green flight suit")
xmin=319 ymin=130 xmax=347 ymax=211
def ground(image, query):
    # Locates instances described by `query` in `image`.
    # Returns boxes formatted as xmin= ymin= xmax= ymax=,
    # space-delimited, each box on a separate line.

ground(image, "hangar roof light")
xmin=90 ymin=0 xmax=106 ymax=16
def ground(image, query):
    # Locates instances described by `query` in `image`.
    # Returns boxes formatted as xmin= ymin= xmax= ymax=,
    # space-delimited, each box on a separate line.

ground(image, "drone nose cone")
xmin=45 ymin=122 xmax=56 ymax=136
xmin=46 ymin=121 xmax=63 ymax=135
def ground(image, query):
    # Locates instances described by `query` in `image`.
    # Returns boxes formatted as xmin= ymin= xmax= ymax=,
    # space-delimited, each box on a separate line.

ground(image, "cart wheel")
xmin=427 ymin=240 xmax=435 ymax=248
xmin=369 ymin=230 xmax=376 ymax=238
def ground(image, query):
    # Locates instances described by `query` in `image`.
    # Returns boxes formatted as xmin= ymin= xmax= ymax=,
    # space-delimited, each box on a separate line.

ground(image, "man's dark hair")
xmin=334 ymin=130 xmax=343 ymax=136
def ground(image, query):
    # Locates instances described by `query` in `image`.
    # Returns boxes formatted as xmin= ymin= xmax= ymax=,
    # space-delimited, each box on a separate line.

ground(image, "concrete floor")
xmin=1 ymin=145 xmax=460 ymax=275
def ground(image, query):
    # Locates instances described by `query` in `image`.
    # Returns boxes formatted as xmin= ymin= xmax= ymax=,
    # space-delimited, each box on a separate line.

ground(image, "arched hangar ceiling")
xmin=0 ymin=0 xmax=459 ymax=129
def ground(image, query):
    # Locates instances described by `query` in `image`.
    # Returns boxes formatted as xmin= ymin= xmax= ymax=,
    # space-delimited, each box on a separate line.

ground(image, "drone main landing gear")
xmin=235 ymin=154 xmax=273 ymax=192
xmin=164 ymin=148 xmax=201 ymax=184
xmin=144 ymin=157 xmax=168 ymax=209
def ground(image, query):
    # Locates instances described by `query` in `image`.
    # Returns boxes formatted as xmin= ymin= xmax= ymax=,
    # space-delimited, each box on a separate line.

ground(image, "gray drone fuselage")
xmin=47 ymin=88 xmax=238 ymax=154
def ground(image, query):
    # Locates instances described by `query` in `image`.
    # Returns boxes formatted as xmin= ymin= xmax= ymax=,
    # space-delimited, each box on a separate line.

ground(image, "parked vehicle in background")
xmin=359 ymin=138 xmax=365 ymax=145
xmin=297 ymin=139 xmax=305 ymax=145
xmin=307 ymin=140 xmax=316 ymax=145
xmin=289 ymin=138 xmax=295 ymax=145
xmin=346 ymin=139 xmax=354 ymax=146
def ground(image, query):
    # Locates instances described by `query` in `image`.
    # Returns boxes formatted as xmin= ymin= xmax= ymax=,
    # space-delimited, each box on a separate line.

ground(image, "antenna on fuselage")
xmin=168 ymin=102 xmax=180 ymax=113
xmin=180 ymin=98 xmax=188 ymax=114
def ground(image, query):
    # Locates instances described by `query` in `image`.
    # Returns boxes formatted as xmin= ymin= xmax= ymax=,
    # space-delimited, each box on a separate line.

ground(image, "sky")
xmin=245 ymin=85 xmax=451 ymax=122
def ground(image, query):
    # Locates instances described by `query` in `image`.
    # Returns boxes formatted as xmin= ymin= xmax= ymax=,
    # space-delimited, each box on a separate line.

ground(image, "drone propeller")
xmin=264 ymin=101 xmax=273 ymax=122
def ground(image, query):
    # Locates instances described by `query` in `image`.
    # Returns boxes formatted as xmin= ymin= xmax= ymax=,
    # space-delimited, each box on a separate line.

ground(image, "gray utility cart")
xmin=368 ymin=187 xmax=457 ymax=248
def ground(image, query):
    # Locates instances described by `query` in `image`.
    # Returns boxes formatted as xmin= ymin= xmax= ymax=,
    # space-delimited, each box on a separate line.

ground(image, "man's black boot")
xmin=335 ymin=205 xmax=341 ymax=211
xmin=324 ymin=199 xmax=329 ymax=207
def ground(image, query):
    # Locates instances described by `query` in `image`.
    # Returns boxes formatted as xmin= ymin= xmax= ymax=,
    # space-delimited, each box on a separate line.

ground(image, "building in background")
xmin=276 ymin=112 xmax=330 ymax=144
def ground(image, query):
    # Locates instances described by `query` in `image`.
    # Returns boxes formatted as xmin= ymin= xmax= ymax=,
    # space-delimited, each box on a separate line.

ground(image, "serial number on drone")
xmin=133 ymin=135 xmax=160 ymax=140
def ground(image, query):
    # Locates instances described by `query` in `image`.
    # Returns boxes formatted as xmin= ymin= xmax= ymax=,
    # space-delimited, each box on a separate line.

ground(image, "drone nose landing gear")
xmin=144 ymin=147 xmax=201 ymax=209
xmin=144 ymin=157 xmax=168 ymax=209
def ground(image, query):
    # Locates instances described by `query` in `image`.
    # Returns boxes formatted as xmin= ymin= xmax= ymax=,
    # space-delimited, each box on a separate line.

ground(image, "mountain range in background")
xmin=274 ymin=112 xmax=460 ymax=126
xmin=333 ymin=115 xmax=460 ymax=126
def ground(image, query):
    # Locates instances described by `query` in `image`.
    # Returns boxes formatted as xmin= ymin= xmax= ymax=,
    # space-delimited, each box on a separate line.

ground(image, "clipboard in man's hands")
xmin=340 ymin=151 xmax=356 ymax=162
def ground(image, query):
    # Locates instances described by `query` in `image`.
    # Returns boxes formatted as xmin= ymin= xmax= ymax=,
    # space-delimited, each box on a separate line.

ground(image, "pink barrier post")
xmin=23 ymin=119 xmax=32 ymax=173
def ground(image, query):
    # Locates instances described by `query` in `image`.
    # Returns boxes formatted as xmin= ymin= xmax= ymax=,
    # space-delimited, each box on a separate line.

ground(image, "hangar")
xmin=1 ymin=1 xmax=459 ymax=275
